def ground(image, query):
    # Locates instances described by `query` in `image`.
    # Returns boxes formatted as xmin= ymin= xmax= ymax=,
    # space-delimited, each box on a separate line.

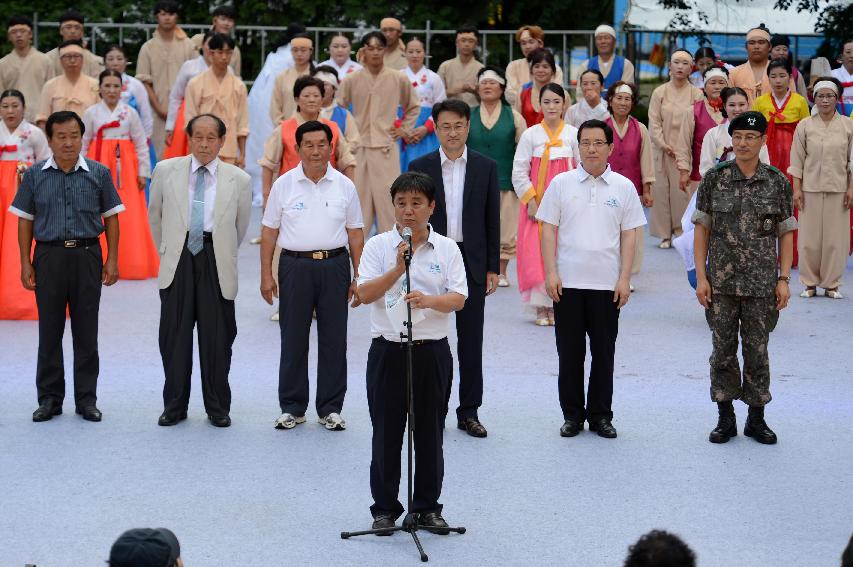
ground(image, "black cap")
xmin=109 ymin=528 xmax=180 ymax=567
xmin=728 ymin=111 xmax=767 ymax=135
xmin=770 ymin=34 xmax=790 ymax=48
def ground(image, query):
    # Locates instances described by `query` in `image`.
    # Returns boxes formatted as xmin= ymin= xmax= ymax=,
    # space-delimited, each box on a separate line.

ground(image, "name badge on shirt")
xmin=604 ymin=197 xmax=620 ymax=208
xmin=429 ymin=263 xmax=442 ymax=274
xmin=291 ymin=201 xmax=305 ymax=211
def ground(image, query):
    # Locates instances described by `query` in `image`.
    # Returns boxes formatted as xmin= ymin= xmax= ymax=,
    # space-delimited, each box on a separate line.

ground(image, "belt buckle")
xmin=64 ymin=240 xmax=77 ymax=248
xmin=312 ymin=251 xmax=326 ymax=260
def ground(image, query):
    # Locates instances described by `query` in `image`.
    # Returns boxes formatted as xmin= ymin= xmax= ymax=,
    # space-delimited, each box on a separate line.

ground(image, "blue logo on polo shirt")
xmin=291 ymin=201 xmax=305 ymax=211
xmin=429 ymin=263 xmax=442 ymax=274
xmin=604 ymin=197 xmax=620 ymax=208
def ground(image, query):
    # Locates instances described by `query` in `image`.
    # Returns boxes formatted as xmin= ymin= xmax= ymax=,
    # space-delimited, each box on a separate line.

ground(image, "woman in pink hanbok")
xmin=511 ymin=83 xmax=579 ymax=325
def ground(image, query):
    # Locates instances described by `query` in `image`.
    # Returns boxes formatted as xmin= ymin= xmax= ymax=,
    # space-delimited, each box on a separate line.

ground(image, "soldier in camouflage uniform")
xmin=692 ymin=111 xmax=797 ymax=445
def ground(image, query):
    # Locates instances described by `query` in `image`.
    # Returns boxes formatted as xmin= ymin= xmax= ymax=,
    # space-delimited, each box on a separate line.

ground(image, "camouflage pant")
xmin=705 ymin=294 xmax=779 ymax=407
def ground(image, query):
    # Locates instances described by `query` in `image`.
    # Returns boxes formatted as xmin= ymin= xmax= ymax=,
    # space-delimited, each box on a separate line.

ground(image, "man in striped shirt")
xmin=9 ymin=110 xmax=123 ymax=423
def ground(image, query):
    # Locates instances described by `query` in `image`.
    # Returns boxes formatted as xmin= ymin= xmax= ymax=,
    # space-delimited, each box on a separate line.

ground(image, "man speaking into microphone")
xmin=356 ymin=171 xmax=468 ymax=533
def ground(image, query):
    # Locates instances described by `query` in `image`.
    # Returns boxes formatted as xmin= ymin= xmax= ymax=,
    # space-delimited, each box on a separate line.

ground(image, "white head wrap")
xmin=813 ymin=80 xmax=839 ymax=96
xmin=614 ymin=84 xmax=633 ymax=96
xmin=594 ymin=25 xmax=617 ymax=39
xmin=703 ymin=67 xmax=728 ymax=81
xmin=314 ymin=71 xmax=339 ymax=87
xmin=478 ymin=69 xmax=506 ymax=86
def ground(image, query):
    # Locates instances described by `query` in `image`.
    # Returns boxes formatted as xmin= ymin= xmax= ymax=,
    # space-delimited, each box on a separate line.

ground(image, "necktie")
xmin=188 ymin=167 xmax=206 ymax=255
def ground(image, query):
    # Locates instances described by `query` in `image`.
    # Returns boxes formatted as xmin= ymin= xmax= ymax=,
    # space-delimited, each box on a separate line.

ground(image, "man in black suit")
xmin=408 ymin=99 xmax=500 ymax=438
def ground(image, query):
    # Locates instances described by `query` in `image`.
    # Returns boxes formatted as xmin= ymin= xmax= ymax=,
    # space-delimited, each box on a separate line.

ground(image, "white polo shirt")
xmin=262 ymin=163 xmax=363 ymax=250
xmin=535 ymin=164 xmax=647 ymax=291
xmin=358 ymin=224 xmax=468 ymax=341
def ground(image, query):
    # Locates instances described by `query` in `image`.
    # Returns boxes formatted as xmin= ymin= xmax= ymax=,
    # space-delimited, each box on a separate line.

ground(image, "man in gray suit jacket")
xmin=148 ymin=114 xmax=252 ymax=428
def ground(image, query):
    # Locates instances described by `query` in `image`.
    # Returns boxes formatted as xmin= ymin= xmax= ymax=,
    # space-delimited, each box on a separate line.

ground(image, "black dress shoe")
xmin=76 ymin=405 xmax=102 ymax=422
xmin=158 ymin=411 xmax=188 ymax=426
xmin=457 ymin=417 xmax=487 ymax=438
xmin=709 ymin=414 xmax=737 ymax=443
xmin=208 ymin=415 xmax=231 ymax=428
xmin=419 ymin=512 xmax=450 ymax=535
xmin=560 ymin=420 xmax=583 ymax=437
xmin=589 ymin=418 xmax=617 ymax=439
xmin=371 ymin=514 xmax=396 ymax=535
xmin=32 ymin=400 xmax=62 ymax=422
xmin=744 ymin=416 xmax=777 ymax=444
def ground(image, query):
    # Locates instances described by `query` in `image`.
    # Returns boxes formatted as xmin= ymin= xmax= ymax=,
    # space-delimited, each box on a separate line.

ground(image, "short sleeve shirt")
xmin=262 ymin=164 xmax=363 ymax=251
xmin=358 ymin=225 xmax=468 ymax=341
xmin=9 ymin=154 xmax=124 ymax=241
xmin=535 ymin=164 xmax=647 ymax=291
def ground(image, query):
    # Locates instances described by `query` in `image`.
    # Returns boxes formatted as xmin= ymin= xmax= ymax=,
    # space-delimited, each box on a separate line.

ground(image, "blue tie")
xmin=188 ymin=167 xmax=206 ymax=255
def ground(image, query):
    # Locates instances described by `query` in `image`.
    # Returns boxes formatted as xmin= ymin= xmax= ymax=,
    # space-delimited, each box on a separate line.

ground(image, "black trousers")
xmin=367 ymin=337 xmax=451 ymax=519
xmin=159 ymin=241 xmax=236 ymax=418
xmin=33 ymin=243 xmax=102 ymax=407
xmin=277 ymin=252 xmax=350 ymax=416
xmin=553 ymin=288 xmax=620 ymax=423
xmin=450 ymin=242 xmax=485 ymax=421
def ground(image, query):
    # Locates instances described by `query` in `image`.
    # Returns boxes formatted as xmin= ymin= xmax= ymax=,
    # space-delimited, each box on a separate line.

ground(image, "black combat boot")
xmin=744 ymin=405 xmax=777 ymax=444
xmin=709 ymin=401 xmax=737 ymax=443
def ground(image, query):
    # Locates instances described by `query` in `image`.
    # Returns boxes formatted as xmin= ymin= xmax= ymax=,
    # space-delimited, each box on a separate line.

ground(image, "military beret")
xmin=728 ymin=111 xmax=767 ymax=135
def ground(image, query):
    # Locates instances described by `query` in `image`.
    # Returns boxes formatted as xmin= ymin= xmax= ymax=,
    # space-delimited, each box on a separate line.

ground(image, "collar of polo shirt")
xmin=576 ymin=162 xmax=614 ymax=182
xmin=42 ymin=154 xmax=89 ymax=172
xmin=393 ymin=223 xmax=438 ymax=247
xmin=295 ymin=162 xmax=333 ymax=184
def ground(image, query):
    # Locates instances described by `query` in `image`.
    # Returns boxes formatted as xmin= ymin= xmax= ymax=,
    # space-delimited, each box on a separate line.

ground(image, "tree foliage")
xmin=2 ymin=0 xmax=621 ymax=79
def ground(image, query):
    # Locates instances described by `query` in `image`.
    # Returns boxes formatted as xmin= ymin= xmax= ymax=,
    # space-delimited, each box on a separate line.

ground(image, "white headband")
xmin=614 ymin=84 xmax=633 ymax=95
xmin=314 ymin=71 xmax=339 ymax=87
xmin=478 ymin=70 xmax=506 ymax=86
xmin=813 ymin=80 xmax=839 ymax=96
xmin=703 ymin=67 xmax=728 ymax=81
xmin=595 ymin=25 xmax=617 ymax=39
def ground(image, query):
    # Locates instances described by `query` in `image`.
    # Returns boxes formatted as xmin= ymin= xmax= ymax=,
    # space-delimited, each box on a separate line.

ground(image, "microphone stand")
xmin=341 ymin=234 xmax=465 ymax=562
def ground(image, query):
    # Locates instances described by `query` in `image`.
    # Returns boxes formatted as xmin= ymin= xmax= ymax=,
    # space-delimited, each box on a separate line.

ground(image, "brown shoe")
xmin=457 ymin=417 xmax=487 ymax=438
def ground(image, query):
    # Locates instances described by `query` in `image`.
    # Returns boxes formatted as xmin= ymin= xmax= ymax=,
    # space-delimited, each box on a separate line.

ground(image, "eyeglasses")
xmin=731 ymin=134 xmax=762 ymax=143
xmin=437 ymin=123 xmax=467 ymax=133
xmin=60 ymin=54 xmax=84 ymax=60
xmin=814 ymin=93 xmax=838 ymax=100
xmin=579 ymin=140 xmax=609 ymax=149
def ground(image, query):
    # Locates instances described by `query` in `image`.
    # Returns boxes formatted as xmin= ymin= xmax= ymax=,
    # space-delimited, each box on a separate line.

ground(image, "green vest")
xmin=468 ymin=104 xmax=516 ymax=191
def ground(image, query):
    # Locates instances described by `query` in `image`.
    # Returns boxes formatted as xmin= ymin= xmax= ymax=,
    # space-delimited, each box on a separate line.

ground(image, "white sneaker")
xmin=497 ymin=274 xmax=510 ymax=287
xmin=250 ymin=236 xmax=261 ymax=245
xmin=319 ymin=412 xmax=346 ymax=431
xmin=274 ymin=413 xmax=306 ymax=429
xmin=270 ymin=310 xmax=279 ymax=322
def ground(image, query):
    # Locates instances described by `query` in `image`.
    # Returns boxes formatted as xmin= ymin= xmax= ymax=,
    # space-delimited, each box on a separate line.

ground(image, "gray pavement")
xmin=1 ymin=209 xmax=852 ymax=566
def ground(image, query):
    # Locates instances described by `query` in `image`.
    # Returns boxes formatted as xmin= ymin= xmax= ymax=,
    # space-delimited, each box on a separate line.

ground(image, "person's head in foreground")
xmin=623 ymin=529 xmax=696 ymax=567
xmin=108 ymin=528 xmax=183 ymax=567
xmin=390 ymin=171 xmax=436 ymax=233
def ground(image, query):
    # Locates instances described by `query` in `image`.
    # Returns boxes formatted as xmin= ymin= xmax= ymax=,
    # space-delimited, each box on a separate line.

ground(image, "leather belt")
xmin=37 ymin=238 xmax=99 ymax=248
xmin=375 ymin=337 xmax=447 ymax=346
xmin=281 ymin=247 xmax=347 ymax=260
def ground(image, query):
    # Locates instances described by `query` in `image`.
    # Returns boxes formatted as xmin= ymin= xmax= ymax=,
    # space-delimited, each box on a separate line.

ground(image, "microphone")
xmin=401 ymin=227 xmax=413 ymax=259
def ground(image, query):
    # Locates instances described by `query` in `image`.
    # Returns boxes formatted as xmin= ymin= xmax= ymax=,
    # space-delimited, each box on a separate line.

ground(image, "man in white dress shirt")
xmin=148 ymin=114 xmax=252 ymax=428
xmin=537 ymin=119 xmax=646 ymax=439
xmin=260 ymin=121 xmax=364 ymax=432
xmin=408 ymin=99 xmax=501 ymax=438
xmin=356 ymin=171 xmax=467 ymax=534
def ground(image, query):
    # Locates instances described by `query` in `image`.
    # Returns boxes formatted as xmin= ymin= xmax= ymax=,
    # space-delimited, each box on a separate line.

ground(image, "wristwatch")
xmin=777 ymin=276 xmax=791 ymax=283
